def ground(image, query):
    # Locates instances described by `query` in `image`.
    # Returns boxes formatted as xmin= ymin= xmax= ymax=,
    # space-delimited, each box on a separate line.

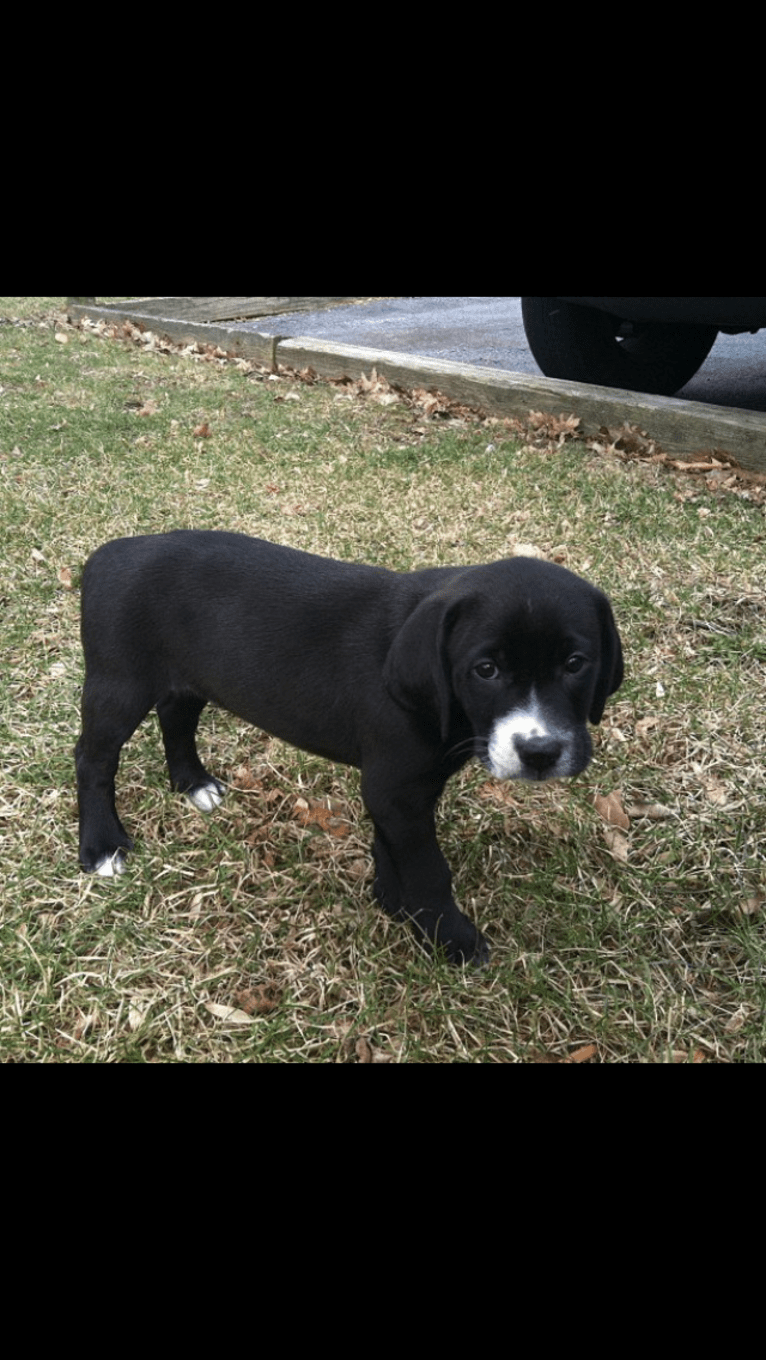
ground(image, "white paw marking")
xmin=94 ymin=850 xmax=126 ymax=877
xmin=187 ymin=781 xmax=224 ymax=814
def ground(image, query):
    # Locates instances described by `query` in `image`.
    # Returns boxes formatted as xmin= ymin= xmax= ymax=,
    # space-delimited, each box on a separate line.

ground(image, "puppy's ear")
xmin=590 ymin=591 xmax=624 ymax=724
xmin=383 ymin=593 xmax=462 ymax=742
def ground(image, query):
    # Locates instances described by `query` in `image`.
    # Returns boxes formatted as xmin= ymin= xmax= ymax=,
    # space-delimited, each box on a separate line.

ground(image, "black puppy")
xmin=75 ymin=531 xmax=623 ymax=965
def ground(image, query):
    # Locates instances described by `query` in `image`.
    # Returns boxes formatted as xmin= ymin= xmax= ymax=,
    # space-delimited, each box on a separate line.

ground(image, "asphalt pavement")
xmin=238 ymin=297 xmax=766 ymax=413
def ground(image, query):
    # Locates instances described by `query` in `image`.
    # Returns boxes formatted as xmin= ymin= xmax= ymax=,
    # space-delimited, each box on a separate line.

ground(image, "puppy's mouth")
xmin=479 ymin=750 xmax=573 ymax=783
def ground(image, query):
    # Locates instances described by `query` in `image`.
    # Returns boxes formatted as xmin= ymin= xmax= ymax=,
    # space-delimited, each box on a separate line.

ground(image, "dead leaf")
xmin=231 ymin=763 xmax=261 ymax=791
xmin=594 ymin=790 xmax=630 ymax=830
xmin=701 ymin=776 xmax=729 ymax=807
xmin=415 ymin=391 xmax=441 ymax=416
xmin=129 ymin=998 xmax=151 ymax=1031
xmin=234 ymin=986 xmax=280 ymax=1015
xmin=636 ymin=716 xmax=660 ymax=743
xmin=602 ymin=825 xmax=629 ymax=862
xmin=527 ymin=411 xmax=581 ymax=441
xmin=293 ymin=797 xmax=351 ymax=838
xmin=625 ymin=801 xmax=675 ymax=820
xmin=477 ymin=782 xmax=520 ymax=809
xmin=564 ymin=1044 xmax=598 ymax=1064
xmin=724 ymin=1005 xmax=750 ymax=1034
xmin=596 ymin=422 xmax=657 ymax=457
xmin=735 ymin=895 xmax=764 ymax=919
xmin=347 ymin=858 xmax=370 ymax=881
xmin=193 ymin=421 xmax=212 ymax=437
xmin=355 ymin=1038 xmax=373 ymax=1064
xmin=510 ymin=542 xmax=545 ymax=559
xmin=205 ymin=1002 xmax=255 ymax=1026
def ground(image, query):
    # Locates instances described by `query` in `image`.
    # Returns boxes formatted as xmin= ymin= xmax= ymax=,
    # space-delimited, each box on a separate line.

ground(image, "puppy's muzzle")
xmin=485 ymin=707 xmax=588 ymax=782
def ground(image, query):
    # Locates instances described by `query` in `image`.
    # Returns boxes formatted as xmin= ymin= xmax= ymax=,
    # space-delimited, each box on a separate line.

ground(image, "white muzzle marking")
xmin=486 ymin=696 xmax=568 ymax=780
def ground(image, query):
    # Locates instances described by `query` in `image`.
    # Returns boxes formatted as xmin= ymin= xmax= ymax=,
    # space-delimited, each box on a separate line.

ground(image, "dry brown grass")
xmin=2 ymin=297 xmax=765 ymax=1061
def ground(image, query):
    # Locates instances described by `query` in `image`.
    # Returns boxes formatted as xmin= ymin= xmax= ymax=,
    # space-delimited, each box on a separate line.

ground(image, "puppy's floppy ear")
xmin=383 ymin=592 xmax=462 ymax=742
xmin=590 ymin=590 xmax=624 ymax=724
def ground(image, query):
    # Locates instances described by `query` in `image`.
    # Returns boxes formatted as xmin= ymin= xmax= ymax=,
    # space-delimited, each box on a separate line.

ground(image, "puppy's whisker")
xmin=446 ymin=736 xmax=484 ymax=765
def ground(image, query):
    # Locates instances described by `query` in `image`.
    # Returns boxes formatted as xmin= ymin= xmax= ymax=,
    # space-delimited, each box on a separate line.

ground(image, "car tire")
xmin=521 ymin=297 xmax=719 ymax=397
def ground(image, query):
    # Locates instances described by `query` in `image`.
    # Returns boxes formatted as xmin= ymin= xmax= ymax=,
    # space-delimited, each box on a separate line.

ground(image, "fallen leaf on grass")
xmin=596 ymin=423 xmax=657 ymax=457
xmin=528 ymin=411 xmax=581 ymax=442
xmin=563 ymin=1044 xmax=598 ymax=1064
xmin=593 ymin=790 xmax=630 ymax=830
xmin=205 ymin=1003 xmax=255 ymax=1026
xmin=293 ymin=797 xmax=351 ymax=838
xmin=193 ymin=421 xmax=212 ymax=437
xmin=231 ymin=763 xmax=262 ymax=791
xmin=129 ymin=998 xmax=151 ymax=1031
xmin=724 ymin=1004 xmax=751 ymax=1034
xmin=734 ymin=895 xmax=764 ymax=919
xmin=412 ymin=388 xmax=443 ymax=417
xmin=625 ymin=801 xmax=675 ymax=820
xmin=477 ymin=781 xmax=520 ymax=809
xmin=603 ymin=826 xmax=629 ymax=862
xmin=510 ymin=542 xmax=545 ymax=559
xmin=234 ymin=986 xmax=280 ymax=1015
xmin=701 ymin=776 xmax=729 ymax=807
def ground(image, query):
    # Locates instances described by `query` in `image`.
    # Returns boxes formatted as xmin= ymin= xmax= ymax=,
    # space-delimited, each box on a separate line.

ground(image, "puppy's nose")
xmin=514 ymin=734 xmax=563 ymax=775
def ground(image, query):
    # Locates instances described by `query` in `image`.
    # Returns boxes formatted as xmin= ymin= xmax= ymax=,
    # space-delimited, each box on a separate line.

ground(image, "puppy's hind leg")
xmin=156 ymin=692 xmax=224 ymax=813
xmin=76 ymin=679 xmax=150 ymax=876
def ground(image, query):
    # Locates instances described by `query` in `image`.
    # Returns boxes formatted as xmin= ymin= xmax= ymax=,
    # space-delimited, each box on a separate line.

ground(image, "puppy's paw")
xmin=93 ymin=849 xmax=128 ymax=878
xmin=441 ymin=922 xmax=491 ymax=969
xmin=186 ymin=779 xmax=225 ymax=814
xmin=469 ymin=932 xmax=491 ymax=970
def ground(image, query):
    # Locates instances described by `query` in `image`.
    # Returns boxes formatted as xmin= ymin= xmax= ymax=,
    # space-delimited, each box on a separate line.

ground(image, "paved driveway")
xmin=239 ymin=296 xmax=766 ymax=412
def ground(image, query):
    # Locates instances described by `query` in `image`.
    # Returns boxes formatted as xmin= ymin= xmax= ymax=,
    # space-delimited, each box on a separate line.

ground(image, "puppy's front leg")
xmin=363 ymin=774 xmax=489 ymax=967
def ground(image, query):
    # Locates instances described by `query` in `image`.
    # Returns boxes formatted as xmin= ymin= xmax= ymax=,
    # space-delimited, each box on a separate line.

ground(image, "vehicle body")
xmin=521 ymin=297 xmax=766 ymax=396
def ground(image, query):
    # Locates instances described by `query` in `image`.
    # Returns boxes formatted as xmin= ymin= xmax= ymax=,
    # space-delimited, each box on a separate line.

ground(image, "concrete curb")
xmin=67 ymin=300 xmax=766 ymax=475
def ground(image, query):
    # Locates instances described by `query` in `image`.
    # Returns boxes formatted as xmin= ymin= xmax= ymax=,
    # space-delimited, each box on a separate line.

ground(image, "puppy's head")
xmin=384 ymin=558 xmax=623 ymax=781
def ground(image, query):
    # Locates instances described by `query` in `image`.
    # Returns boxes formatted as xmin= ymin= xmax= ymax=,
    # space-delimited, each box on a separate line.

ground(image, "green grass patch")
xmin=2 ymin=296 xmax=766 ymax=1061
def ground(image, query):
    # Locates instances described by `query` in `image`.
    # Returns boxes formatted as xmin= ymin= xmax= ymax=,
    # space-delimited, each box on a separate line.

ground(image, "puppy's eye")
xmin=474 ymin=661 xmax=499 ymax=681
xmin=565 ymin=654 xmax=585 ymax=674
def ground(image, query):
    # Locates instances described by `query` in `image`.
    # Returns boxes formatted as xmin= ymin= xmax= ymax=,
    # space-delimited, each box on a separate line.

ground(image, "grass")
xmin=2 ymin=295 xmax=766 ymax=1062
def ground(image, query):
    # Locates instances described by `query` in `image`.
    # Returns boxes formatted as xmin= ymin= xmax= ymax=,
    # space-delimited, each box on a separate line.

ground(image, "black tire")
xmin=521 ymin=297 xmax=719 ymax=397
